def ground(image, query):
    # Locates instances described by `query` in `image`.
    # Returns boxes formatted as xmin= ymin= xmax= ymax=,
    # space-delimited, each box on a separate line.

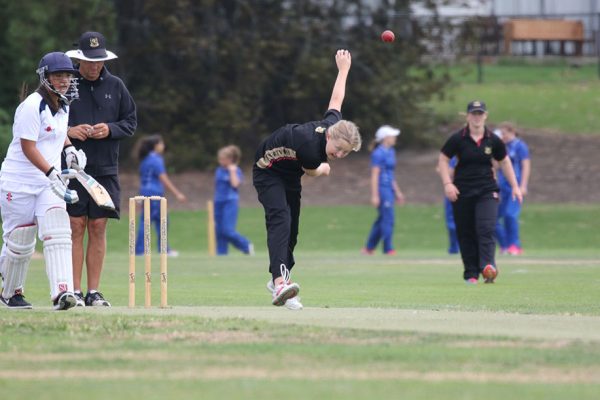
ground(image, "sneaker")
xmin=482 ymin=264 xmax=498 ymax=284
xmin=385 ymin=250 xmax=397 ymax=256
xmin=465 ymin=277 xmax=478 ymax=285
xmin=499 ymin=247 xmax=509 ymax=255
xmin=53 ymin=291 xmax=77 ymax=311
xmin=74 ymin=291 xmax=86 ymax=307
xmin=267 ymin=279 xmax=303 ymax=310
xmin=507 ymin=245 xmax=522 ymax=256
xmin=271 ymin=264 xmax=300 ymax=307
xmin=246 ymin=243 xmax=255 ymax=256
xmin=361 ymin=248 xmax=374 ymax=255
xmin=85 ymin=291 xmax=111 ymax=307
xmin=283 ymin=296 xmax=303 ymax=310
xmin=0 ymin=292 xmax=33 ymax=309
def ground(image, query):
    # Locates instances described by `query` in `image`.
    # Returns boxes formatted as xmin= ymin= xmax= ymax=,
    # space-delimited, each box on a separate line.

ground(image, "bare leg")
xmin=86 ymin=218 xmax=107 ymax=291
xmin=70 ymin=216 xmax=87 ymax=292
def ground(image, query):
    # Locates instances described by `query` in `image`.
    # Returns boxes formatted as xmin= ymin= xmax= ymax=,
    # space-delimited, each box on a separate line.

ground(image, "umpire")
xmin=65 ymin=32 xmax=137 ymax=306
xmin=438 ymin=101 xmax=522 ymax=284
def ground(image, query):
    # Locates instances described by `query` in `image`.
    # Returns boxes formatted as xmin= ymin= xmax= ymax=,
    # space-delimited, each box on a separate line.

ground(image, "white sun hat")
xmin=375 ymin=125 xmax=401 ymax=142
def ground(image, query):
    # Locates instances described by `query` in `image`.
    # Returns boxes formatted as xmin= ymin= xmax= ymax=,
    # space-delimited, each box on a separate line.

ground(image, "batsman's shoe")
xmin=465 ymin=277 xmax=478 ymax=285
xmin=53 ymin=291 xmax=77 ymax=311
xmin=85 ymin=291 xmax=111 ymax=307
xmin=360 ymin=248 xmax=374 ymax=255
xmin=267 ymin=280 xmax=303 ymax=310
xmin=1 ymin=292 xmax=33 ymax=309
xmin=74 ymin=291 xmax=86 ymax=307
xmin=482 ymin=264 xmax=498 ymax=284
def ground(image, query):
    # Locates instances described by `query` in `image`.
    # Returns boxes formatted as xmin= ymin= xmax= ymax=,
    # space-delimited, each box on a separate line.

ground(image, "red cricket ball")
xmin=381 ymin=30 xmax=395 ymax=43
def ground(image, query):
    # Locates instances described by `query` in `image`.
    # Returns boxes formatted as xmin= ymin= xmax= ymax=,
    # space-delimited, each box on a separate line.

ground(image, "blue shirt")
xmin=139 ymin=152 xmax=166 ymax=195
xmin=214 ymin=166 xmax=243 ymax=202
xmin=371 ymin=145 xmax=396 ymax=196
xmin=498 ymin=138 xmax=529 ymax=188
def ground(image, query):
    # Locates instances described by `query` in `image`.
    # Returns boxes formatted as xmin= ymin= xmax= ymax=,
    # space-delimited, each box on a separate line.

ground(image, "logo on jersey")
xmin=256 ymin=147 xmax=297 ymax=169
xmin=6 ymin=192 xmax=12 ymax=202
xmin=484 ymin=146 xmax=492 ymax=155
xmin=90 ymin=37 xmax=100 ymax=48
xmin=45 ymin=126 xmax=52 ymax=132
xmin=315 ymin=126 xmax=326 ymax=134
xmin=105 ymin=94 xmax=112 ymax=100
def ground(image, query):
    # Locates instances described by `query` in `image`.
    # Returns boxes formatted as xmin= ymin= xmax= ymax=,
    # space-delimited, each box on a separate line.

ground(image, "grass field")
xmin=1 ymin=204 xmax=599 ymax=399
xmin=431 ymin=60 xmax=600 ymax=134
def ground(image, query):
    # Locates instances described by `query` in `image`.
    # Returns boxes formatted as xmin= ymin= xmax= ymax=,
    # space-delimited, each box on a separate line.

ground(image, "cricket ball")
xmin=381 ymin=30 xmax=395 ymax=43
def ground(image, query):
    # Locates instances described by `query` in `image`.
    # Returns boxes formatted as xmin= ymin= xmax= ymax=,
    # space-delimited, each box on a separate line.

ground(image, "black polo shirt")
xmin=253 ymin=109 xmax=341 ymax=189
xmin=441 ymin=126 xmax=507 ymax=197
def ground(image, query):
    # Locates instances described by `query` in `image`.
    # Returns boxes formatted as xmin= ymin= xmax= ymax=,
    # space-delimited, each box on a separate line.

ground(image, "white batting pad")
xmin=40 ymin=208 xmax=73 ymax=300
xmin=1 ymin=224 xmax=37 ymax=299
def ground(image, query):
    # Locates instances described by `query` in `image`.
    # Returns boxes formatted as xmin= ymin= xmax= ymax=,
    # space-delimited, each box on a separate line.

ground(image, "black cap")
xmin=467 ymin=100 xmax=487 ymax=113
xmin=77 ymin=32 xmax=108 ymax=59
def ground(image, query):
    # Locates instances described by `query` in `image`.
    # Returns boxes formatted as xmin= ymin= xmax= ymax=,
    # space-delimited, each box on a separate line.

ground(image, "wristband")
xmin=45 ymin=166 xmax=56 ymax=177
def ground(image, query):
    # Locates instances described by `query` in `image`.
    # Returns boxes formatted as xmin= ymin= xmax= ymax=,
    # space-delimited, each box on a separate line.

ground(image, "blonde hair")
xmin=498 ymin=121 xmax=517 ymax=134
xmin=328 ymin=120 xmax=362 ymax=152
xmin=218 ymin=145 xmax=241 ymax=164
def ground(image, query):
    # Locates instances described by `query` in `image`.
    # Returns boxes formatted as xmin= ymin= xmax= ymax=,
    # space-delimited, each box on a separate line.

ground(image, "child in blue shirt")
xmin=444 ymin=157 xmax=460 ymax=254
xmin=214 ymin=145 xmax=252 ymax=255
xmin=362 ymin=126 xmax=404 ymax=255
xmin=495 ymin=122 xmax=530 ymax=255
xmin=135 ymin=135 xmax=186 ymax=256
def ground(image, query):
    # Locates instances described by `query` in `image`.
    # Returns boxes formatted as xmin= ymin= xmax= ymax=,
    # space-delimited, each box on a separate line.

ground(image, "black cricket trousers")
xmin=451 ymin=192 xmax=498 ymax=280
xmin=253 ymin=172 xmax=301 ymax=281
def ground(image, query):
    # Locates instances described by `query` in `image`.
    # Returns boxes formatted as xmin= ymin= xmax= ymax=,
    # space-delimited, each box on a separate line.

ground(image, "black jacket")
xmin=69 ymin=67 xmax=137 ymax=176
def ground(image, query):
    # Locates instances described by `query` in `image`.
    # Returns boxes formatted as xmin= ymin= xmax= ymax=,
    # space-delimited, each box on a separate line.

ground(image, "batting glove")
xmin=64 ymin=145 xmax=87 ymax=170
xmin=47 ymin=167 xmax=79 ymax=204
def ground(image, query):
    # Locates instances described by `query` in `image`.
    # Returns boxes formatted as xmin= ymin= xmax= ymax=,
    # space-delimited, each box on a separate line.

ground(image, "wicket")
xmin=128 ymin=196 xmax=168 ymax=308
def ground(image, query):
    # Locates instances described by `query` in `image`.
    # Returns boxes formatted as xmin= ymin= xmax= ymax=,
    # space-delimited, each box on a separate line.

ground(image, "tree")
xmin=115 ymin=0 xmax=450 ymax=169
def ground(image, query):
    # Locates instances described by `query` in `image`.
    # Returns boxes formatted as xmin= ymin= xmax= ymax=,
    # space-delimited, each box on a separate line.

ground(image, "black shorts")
xmin=67 ymin=175 xmax=121 ymax=219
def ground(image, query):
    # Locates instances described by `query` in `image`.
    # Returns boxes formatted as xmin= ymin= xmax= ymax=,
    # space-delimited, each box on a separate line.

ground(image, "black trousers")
xmin=253 ymin=173 xmax=301 ymax=280
xmin=451 ymin=192 xmax=498 ymax=280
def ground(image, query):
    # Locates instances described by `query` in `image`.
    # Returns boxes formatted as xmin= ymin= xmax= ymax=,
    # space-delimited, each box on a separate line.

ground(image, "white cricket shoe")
xmin=53 ymin=291 xmax=77 ymax=311
xmin=267 ymin=270 xmax=303 ymax=310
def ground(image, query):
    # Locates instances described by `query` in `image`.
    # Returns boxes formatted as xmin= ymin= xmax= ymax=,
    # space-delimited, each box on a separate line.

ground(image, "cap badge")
xmin=90 ymin=37 xmax=100 ymax=48
xmin=473 ymin=101 xmax=481 ymax=107
xmin=315 ymin=126 xmax=325 ymax=134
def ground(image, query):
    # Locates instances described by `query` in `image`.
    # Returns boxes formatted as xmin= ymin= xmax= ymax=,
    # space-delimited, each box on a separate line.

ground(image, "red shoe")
xmin=482 ymin=264 xmax=498 ymax=284
xmin=361 ymin=248 xmax=374 ymax=255
xmin=507 ymin=245 xmax=522 ymax=256
xmin=465 ymin=277 xmax=478 ymax=285
xmin=385 ymin=250 xmax=397 ymax=256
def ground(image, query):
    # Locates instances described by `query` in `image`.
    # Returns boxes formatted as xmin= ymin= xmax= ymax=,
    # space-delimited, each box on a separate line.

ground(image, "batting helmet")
xmin=37 ymin=52 xmax=77 ymax=76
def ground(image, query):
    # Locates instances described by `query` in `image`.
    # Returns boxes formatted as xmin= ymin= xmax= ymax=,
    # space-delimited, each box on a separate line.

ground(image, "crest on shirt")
xmin=484 ymin=146 xmax=492 ymax=155
xmin=6 ymin=192 xmax=12 ymax=202
xmin=90 ymin=37 xmax=100 ymax=48
xmin=315 ymin=126 xmax=326 ymax=134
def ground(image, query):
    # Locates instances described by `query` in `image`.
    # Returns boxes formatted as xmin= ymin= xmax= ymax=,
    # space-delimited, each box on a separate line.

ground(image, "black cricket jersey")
xmin=253 ymin=109 xmax=341 ymax=189
xmin=441 ymin=126 xmax=507 ymax=197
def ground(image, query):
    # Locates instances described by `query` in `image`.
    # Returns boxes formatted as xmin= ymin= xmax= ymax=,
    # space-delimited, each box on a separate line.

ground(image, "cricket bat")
xmin=72 ymin=165 xmax=116 ymax=211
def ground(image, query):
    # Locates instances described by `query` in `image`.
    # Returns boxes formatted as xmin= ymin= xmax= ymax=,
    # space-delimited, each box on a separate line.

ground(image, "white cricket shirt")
xmin=0 ymin=92 xmax=69 ymax=186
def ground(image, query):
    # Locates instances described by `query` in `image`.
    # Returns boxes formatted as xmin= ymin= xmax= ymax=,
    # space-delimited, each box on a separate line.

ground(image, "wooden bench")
xmin=504 ymin=19 xmax=584 ymax=56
